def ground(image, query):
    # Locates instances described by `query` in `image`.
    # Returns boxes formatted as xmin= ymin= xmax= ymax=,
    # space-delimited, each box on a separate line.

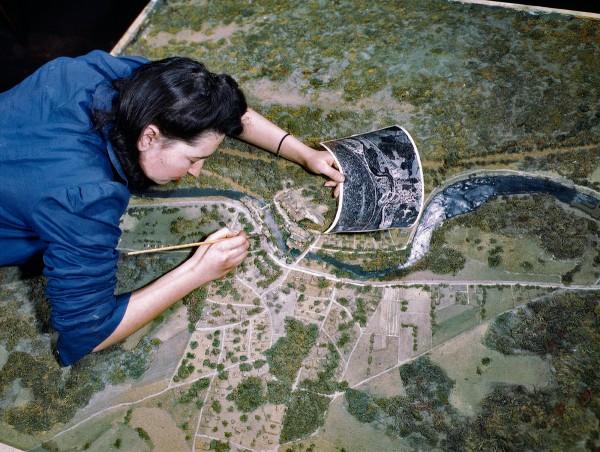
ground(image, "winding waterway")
xmin=139 ymin=187 xmax=288 ymax=251
xmin=402 ymin=175 xmax=599 ymax=269
xmin=141 ymin=175 xmax=600 ymax=279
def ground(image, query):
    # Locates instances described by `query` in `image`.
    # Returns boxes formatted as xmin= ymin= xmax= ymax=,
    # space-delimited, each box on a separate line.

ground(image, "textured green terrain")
xmin=1 ymin=1 xmax=599 ymax=450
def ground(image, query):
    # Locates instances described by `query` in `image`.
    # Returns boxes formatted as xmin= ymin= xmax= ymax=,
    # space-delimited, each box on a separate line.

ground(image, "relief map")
xmin=1 ymin=1 xmax=599 ymax=451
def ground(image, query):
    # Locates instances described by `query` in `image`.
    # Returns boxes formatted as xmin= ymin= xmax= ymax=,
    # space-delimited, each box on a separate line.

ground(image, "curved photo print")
xmin=323 ymin=125 xmax=424 ymax=233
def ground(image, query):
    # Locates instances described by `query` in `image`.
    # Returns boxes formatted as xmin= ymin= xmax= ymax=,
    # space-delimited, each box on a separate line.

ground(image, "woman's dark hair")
xmin=97 ymin=57 xmax=247 ymax=190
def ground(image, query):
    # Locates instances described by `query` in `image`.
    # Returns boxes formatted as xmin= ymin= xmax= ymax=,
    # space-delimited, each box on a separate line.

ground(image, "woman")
xmin=0 ymin=50 xmax=343 ymax=366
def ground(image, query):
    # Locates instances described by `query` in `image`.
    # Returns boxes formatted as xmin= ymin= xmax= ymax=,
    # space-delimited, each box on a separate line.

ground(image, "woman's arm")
xmin=95 ymin=109 xmax=340 ymax=352
xmin=93 ymin=228 xmax=248 ymax=351
xmin=238 ymin=108 xmax=345 ymax=196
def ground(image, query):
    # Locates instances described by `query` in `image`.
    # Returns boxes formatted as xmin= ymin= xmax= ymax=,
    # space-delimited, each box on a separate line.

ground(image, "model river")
xmin=143 ymin=175 xmax=600 ymax=279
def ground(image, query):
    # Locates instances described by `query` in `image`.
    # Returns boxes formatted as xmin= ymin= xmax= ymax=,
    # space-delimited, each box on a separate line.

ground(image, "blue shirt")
xmin=0 ymin=50 xmax=148 ymax=365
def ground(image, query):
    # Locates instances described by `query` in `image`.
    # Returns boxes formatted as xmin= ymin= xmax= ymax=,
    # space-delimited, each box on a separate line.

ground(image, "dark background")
xmin=0 ymin=0 xmax=148 ymax=92
xmin=0 ymin=0 xmax=598 ymax=93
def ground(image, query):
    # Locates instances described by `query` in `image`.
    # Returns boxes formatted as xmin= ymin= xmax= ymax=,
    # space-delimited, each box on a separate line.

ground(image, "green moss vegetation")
xmin=135 ymin=427 xmax=150 ymax=441
xmin=0 ymin=352 xmax=104 ymax=434
xmin=209 ymin=439 xmax=231 ymax=452
xmin=484 ymin=291 xmax=598 ymax=357
xmin=423 ymin=246 xmax=466 ymax=276
xmin=174 ymin=358 xmax=195 ymax=382
xmin=315 ymin=246 xmax=411 ymax=274
xmin=345 ymin=388 xmax=380 ymax=423
xmin=212 ymin=274 xmax=243 ymax=301
xmin=487 ymin=245 xmax=503 ymax=268
xmin=0 ymin=277 xmax=97 ymax=435
xmin=116 ymin=254 xmax=184 ymax=294
xmin=0 ymin=315 xmax=37 ymax=351
xmin=182 ymin=286 xmax=208 ymax=328
xmin=299 ymin=343 xmax=348 ymax=394
xmin=202 ymin=145 xmax=290 ymax=199
xmin=127 ymin=0 xmax=600 ymax=192
xmin=262 ymin=319 xmax=344 ymax=443
xmin=351 ymin=297 xmax=369 ymax=327
xmin=252 ymin=251 xmax=283 ymax=289
xmin=169 ymin=215 xmax=217 ymax=244
xmin=0 ymin=270 xmax=173 ymax=437
xmin=239 ymin=363 xmax=252 ymax=372
xmin=264 ymin=318 xmax=318 ymax=385
xmin=226 ymin=376 xmax=266 ymax=412
xmin=267 ymin=380 xmax=292 ymax=405
xmin=179 ymin=377 xmax=210 ymax=404
xmin=344 ymin=356 xmax=461 ymax=448
xmin=109 ymin=337 xmax=161 ymax=384
xmin=279 ymin=390 xmax=331 ymax=444
xmin=345 ymin=291 xmax=600 ymax=450
xmin=211 ymin=400 xmax=223 ymax=414
xmin=453 ymin=194 xmax=596 ymax=261
xmin=399 ymin=356 xmax=455 ymax=405
xmin=475 ymin=291 xmax=600 ymax=449
xmin=520 ymin=147 xmax=600 ymax=191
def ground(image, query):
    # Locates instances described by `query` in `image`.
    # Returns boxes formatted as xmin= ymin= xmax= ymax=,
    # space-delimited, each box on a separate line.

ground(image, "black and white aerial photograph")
xmin=323 ymin=125 xmax=424 ymax=233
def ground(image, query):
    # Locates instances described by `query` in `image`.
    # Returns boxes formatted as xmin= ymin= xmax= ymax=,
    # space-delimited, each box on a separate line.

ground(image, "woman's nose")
xmin=188 ymin=161 xmax=204 ymax=177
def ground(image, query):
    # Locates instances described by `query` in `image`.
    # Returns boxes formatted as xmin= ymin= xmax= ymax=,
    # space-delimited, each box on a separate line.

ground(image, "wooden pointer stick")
xmin=127 ymin=237 xmax=233 ymax=256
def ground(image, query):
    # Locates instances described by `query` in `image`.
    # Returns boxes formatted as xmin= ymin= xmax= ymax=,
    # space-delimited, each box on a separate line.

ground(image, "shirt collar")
xmin=92 ymin=83 xmax=129 ymax=186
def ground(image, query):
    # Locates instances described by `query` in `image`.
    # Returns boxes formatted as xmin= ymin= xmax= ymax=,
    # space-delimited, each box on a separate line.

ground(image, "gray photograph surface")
xmin=322 ymin=125 xmax=424 ymax=233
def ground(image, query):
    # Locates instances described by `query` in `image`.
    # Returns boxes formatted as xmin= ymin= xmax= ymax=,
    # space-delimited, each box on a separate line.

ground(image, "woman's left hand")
xmin=238 ymin=109 xmax=344 ymax=197
xmin=302 ymin=148 xmax=345 ymax=198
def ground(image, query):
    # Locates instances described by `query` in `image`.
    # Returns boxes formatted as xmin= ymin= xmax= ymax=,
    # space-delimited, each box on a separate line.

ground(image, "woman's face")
xmin=138 ymin=126 xmax=224 ymax=185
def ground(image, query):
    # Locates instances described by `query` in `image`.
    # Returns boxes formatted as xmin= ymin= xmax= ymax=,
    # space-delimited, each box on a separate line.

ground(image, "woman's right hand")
xmin=188 ymin=227 xmax=249 ymax=285
xmin=95 ymin=228 xmax=248 ymax=352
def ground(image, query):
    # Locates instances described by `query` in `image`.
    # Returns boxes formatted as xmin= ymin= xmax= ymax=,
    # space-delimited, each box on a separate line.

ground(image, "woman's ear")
xmin=137 ymin=125 xmax=162 ymax=152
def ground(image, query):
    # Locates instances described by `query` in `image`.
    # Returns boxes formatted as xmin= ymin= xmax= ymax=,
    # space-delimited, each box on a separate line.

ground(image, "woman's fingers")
xmin=215 ymin=234 xmax=248 ymax=259
xmin=209 ymin=232 xmax=248 ymax=263
xmin=333 ymin=183 xmax=341 ymax=198
xmin=223 ymin=246 xmax=248 ymax=269
xmin=324 ymin=179 xmax=342 ymax=198
xmin=190 ymin=227 xmax=235 ymax=259
xmin=305 ymin=150 xmax=344 ymax=182
xmin=319 ymin=162 xmax=345 ymax=183
xmin=189 ymin=228 xmax=248 ymax=275
xmin=205 ymin=226 xmax=239 ymax=241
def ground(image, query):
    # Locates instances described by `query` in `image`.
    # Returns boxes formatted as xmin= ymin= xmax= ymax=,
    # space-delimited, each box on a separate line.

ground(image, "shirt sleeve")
xmin=31 ymin=181 xmax=132 ymax=366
